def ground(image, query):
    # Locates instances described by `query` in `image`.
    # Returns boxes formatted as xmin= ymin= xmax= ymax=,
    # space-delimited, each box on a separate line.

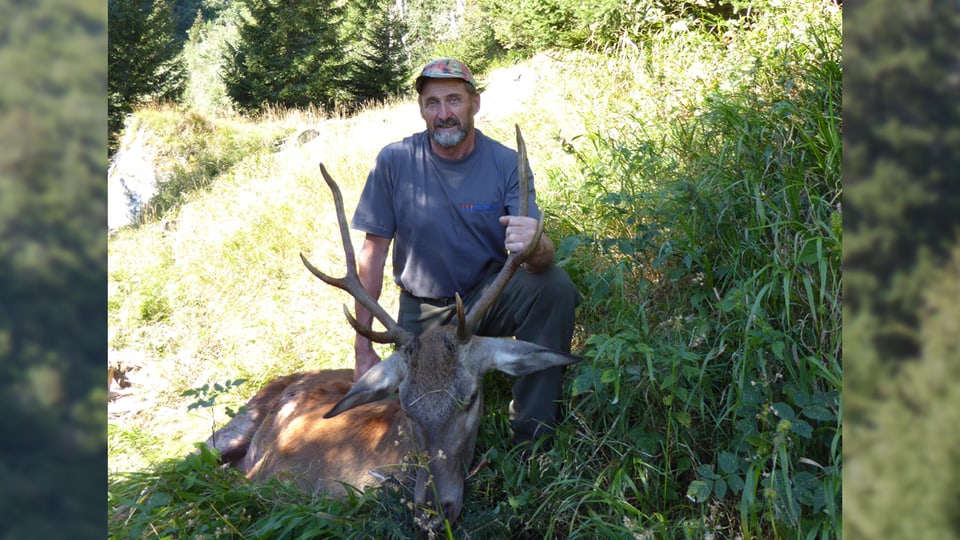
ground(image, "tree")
xmin=108 ymin=0 xmax=186 ymax=149
xmin=347 ymin=0 xmax=412 ymax=105
xmin=222 ymin=0 xmax=348 ymax=113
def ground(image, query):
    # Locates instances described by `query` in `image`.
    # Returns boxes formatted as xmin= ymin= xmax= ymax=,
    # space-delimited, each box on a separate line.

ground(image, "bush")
xmin=430 ymin=0 xmax=505 ymax=75
xmin=481 ymin=0 xmax=746 ymax=55
xmin=554 ymin=5 xmax=841 ymax=536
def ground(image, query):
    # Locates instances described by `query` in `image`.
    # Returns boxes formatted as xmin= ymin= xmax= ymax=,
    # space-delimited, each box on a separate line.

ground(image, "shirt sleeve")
xmin=350 ymin=149 xmax=396 ymax=238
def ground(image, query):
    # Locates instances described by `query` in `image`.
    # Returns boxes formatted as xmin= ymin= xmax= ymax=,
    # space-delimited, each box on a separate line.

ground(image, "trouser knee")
xmin=473 ymin=266 xmax=577 ymax=339
xmin=508 ymin=266 xmax=580 ymax=353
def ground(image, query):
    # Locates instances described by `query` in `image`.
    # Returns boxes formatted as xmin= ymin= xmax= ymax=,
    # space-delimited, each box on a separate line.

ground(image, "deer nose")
xmin=415 ymin=501 xmax=460 ymax=531
xmin=442 ymin=499 xmax=461 ymax=523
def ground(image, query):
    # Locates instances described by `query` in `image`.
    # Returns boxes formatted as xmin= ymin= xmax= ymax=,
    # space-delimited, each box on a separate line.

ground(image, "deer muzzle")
xmin=413 ymin=458 xmax=465 ymax=530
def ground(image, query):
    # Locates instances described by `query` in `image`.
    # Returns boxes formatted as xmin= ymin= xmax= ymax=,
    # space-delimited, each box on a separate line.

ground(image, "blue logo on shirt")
xmin=460 ymin=202 xmax=500 ymax=213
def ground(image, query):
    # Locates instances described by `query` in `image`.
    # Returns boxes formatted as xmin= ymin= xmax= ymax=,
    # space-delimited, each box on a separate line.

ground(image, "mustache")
xmin=434 ymin=118 xmax=460 ymax=129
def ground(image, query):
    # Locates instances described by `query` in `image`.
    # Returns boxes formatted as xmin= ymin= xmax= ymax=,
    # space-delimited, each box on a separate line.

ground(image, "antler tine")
xmin=516 ymin=124 xmax=529 ymax=224
xmin=300 ymin=163 xmax=412 ymax=346
xmin=458 ymin=125 xmax=543 ymax=340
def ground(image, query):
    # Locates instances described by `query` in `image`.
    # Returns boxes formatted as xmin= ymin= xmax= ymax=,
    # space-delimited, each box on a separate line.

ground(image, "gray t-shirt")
xmin=351 ymin=129 xmax=540 ymax=299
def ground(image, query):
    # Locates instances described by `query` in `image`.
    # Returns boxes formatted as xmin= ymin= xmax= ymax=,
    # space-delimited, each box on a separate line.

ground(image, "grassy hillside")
xmin=108 ymin=1 xmax=841 ymax=537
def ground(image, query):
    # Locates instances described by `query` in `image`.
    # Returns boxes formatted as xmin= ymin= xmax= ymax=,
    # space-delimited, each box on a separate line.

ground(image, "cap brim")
xmin=416 ymin=75 xmax=475 ymax=93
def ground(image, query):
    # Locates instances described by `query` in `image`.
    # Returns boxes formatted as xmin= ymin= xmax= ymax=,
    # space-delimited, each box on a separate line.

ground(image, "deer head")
xmin=299 ymin=126 xmax=579 ymax=529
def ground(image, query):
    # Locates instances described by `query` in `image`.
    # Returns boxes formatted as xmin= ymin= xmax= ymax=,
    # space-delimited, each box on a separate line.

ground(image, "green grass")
xmin=108 ymin=1 xmax=841 ymax=537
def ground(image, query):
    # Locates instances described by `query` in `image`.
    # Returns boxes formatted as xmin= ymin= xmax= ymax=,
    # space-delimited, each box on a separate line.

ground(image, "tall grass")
xmin=109 ymin=1 xmax=841 ymax=537
xmin=553 ymin=3 xmax=842 ymax=537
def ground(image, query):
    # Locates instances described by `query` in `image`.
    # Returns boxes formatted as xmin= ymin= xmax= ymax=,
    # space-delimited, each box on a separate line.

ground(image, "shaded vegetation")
xmin=221 ymin=0 xmax=348 ymax=114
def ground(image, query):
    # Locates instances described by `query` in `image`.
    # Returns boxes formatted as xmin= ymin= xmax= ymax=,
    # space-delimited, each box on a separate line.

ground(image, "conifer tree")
xmin=108 ymin=0 xmax=185 ymax=145
xmin=348 ymin=0 xmax=411 ymax=104
xmin=222 ymin=0 xmax=347 ymax=113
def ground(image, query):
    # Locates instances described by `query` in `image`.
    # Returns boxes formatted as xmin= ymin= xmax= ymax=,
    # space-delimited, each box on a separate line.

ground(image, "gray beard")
xmin=432 ymin=128 xmax=467 ymax=148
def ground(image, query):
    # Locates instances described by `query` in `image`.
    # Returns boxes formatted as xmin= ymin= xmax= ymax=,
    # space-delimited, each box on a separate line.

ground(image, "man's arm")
xmin=354 ymin=233 xmax=392 ymax=381
xmin=499 ymin=215 xmax=555 ymax=273
xmin=524 ymin=232 xmax=555 ymax=273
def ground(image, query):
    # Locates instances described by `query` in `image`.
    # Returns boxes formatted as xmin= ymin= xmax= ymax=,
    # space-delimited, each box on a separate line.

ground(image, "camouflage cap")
xmin=415 ymin=58 xmax=476 ymax=93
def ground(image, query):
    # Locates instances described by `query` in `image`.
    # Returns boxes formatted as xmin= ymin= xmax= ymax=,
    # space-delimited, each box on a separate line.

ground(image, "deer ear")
xmin=324 ymin=353 xmax=406 ymax=418
xmin=474 ymin=337 xmax=582 ymax=377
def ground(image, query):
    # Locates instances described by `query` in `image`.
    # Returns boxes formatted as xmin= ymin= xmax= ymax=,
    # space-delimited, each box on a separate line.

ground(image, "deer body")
xmin=203 ymin=127 xmax=580 ymax=529
xmin=208 ymin=369 xmax=408 ymax=496
xmin=206 ymin=328 xmax=579 ymax=527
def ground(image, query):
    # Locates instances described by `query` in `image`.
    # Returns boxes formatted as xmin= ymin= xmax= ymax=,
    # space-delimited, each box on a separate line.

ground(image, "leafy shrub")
xmin=481 ymin=0 xmax=746 ymax=54
xmin=430 ymin=0 xmax=505 ymax=75
xmin=180 ymin=5 xmax=243 ymax=115
xmin=553 ymin=5 xmax=841 ymax=536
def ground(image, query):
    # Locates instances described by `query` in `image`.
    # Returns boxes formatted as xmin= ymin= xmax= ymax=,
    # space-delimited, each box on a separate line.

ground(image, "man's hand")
xmin=499 ymin=215 xmax=556 ymax=273
xmin=499 ymin=215 xmax=540 ymax=253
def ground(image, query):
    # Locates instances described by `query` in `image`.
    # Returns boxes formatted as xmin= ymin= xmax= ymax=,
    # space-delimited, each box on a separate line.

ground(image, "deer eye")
xmin=463 ymin=391 xmax=479 ymax=410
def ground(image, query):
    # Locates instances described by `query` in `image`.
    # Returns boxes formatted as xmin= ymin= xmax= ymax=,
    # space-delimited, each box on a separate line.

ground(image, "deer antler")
xmin=457 ymin=125 xmax=544 ymax=341
xmin=301 ymin=164 xmax=413 ymax=347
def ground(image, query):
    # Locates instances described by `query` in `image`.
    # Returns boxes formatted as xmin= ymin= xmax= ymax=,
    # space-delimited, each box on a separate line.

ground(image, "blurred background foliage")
xmin=843 ymin=0 xmax=960 ymax=538
xmin=0 ymin=0 xmax=106 ymax=538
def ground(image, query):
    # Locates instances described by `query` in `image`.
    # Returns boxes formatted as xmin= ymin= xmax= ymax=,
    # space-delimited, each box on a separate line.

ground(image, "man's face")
xmin=419 ymin=79 xmax=481 ymax=148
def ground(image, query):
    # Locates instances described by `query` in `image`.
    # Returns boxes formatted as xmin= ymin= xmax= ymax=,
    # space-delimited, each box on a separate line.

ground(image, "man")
xmin=349 ymin=58 xmax=580 ymax=446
